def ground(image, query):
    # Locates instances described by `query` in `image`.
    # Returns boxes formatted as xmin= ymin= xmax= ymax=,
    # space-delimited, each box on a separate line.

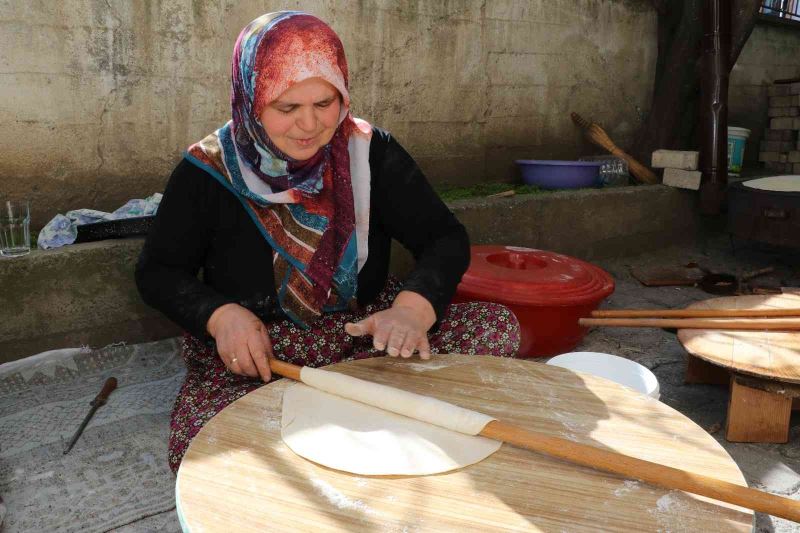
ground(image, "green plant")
xmin=434 ymin=183 xmax=544 ymax=201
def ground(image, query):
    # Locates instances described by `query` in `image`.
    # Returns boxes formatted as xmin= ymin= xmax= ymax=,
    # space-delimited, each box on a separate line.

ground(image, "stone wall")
xmin=729 ymin=19 xmax=800 ymax=164
xmin=0 ymin=0 xmax=657 ymax=228
xmin=4 ymin=2 xmax=795 ymax=230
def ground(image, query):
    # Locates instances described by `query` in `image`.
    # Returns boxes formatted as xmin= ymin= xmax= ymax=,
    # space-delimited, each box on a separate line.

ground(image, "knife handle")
xmin=92 ymin=377 xmax=117 ymax=406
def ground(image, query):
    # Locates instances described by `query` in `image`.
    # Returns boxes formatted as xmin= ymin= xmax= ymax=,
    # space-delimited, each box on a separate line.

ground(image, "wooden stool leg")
xmin=726 ymin=377 xmax=792 ymax=443
xmin=685 ymin=354 xmax=729 ymax=385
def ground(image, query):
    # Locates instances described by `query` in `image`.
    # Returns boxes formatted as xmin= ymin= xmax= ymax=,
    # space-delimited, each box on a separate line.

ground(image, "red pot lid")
xmin=457 ymin=245 xmax=615 ymax=306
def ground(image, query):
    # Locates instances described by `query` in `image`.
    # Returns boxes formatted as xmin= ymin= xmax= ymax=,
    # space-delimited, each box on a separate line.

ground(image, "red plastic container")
xmin=454 ymin=246 xmax=615 ymax=357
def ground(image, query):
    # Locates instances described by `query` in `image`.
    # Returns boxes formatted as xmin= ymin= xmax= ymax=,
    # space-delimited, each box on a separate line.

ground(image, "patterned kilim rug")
xmin=0 ymin=338 xmax=185 ymax=532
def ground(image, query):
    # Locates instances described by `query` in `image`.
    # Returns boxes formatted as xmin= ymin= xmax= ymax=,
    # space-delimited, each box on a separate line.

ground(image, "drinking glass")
xmin=578 ymin=156 xmax=630 ymax=187
xmin=0 ymin=200 xmax=31 ymax=257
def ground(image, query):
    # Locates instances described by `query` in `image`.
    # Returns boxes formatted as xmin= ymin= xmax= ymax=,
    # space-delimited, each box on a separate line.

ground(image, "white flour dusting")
xmin=263 ymin=416 xmax=281 ymax=430
xmin=613 ymin=480 xmax=640 ymax=497
xmin=203 ymin=426 xmax=220 ymax=446
xmin=311 ymin=478 xmax=375 ymax=515
xmin=262 ymin=406 xmax=282 ymax=430
xmin=402 ymin=361 xmax=453 ymax=372
xmin=559 ymin=431 xmax=579 ymax=442
xmin=554 ymin=411 xmax=588 ymax=440
xmin=220 ymin=450 xmax=237 ymax=466
xmin=655 ymin=493 xmax=677 ymax=512
xmin=633 ymin=393 xmax=658 ymax=403
xmin=648 ymin=492 xmax=699 ymax=533
xmin=478 ymin=372 xmax=508 ymax=386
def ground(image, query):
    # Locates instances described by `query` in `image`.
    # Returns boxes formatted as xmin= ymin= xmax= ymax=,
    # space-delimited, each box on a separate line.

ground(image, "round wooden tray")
xmin=678 ymin=293 xmax=800 ymax=383
xmin=176 ymin=355 xmax=752 ymax=532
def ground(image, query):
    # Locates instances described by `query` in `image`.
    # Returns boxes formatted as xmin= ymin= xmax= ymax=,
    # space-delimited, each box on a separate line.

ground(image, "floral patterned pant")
xmin=168 ymin=279 xmax=521 ymax=473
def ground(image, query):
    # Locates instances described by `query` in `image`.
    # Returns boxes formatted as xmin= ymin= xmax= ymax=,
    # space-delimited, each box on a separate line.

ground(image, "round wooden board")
xmin=678 ymin=293 xmax=800 ymax=383
xmin=176 ymin=355 xmax=752 ymax=532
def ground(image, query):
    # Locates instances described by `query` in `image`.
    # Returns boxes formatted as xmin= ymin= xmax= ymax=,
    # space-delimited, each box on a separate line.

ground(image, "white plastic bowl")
xmin=546 ymin=351 xmax=660 ymax=400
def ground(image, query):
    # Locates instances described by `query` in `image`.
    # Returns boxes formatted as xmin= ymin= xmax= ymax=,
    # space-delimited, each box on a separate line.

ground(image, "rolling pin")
xmin=268 ymin=357 xmax=800 ymax=522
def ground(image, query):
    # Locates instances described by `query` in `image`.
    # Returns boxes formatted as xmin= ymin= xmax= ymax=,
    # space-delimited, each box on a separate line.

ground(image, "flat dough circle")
xmin=743 ymin=175 xmax=800 ymax=192
xmin=280 ymin=383 xmax=502 ymax=476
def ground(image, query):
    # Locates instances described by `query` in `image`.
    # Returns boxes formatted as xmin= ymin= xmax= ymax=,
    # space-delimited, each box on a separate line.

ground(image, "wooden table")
xmin=680 ymin=293 xmax=800 ymax=443
xmin=176 ymin=355 xmax=752 ymax=532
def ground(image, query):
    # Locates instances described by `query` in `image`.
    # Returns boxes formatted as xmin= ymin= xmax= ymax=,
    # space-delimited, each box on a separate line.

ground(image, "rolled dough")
xmin=743 ymin=175 xmax=800 ymax=192
xmin=299 ymin=366 xmax=494 ymax=434
xmin=280 ymin=383 xmax=502 ymax=475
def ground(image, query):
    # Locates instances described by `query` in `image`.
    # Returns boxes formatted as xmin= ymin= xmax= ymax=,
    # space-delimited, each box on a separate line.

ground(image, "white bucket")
xmin=727 ymin=126 xmax=751 ymax=175
xmin=546 ymin=352 xmax=660 ymax=400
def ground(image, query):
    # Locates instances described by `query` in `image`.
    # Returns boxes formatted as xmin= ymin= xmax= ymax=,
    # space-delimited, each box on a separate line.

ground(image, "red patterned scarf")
xmin=186 ymin=12 xmax=372 ymax=327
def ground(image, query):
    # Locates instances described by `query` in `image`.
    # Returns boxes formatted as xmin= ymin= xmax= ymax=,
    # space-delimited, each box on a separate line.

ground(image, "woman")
xmin=135 ymin=11 xmax=520 ymax=474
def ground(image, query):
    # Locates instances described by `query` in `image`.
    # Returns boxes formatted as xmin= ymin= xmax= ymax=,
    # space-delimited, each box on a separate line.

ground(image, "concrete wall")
xmin=729 ymin=19 xmax=800 ymax=165
xmin=0 ymin=0 xmax=657 ymax=228
xmin=0 ymin=185 xmax=706 ymax=364
xmin=0 ymin=239 xmax=180 ymax=364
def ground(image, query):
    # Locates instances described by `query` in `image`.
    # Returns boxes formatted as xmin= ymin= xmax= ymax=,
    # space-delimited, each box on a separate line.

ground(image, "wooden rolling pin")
xmin=570 ymin=112 xmax=659 ymax=185
xmin=267 ymin=357 xmax=800 ymax=522
xmin=593 ymin=308 xmax=800 ymax=319
xmin=580 ymin=318 xmax=800 ymax=330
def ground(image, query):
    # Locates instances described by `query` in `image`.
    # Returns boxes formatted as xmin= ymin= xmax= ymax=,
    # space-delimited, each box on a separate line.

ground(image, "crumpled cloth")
xmin=37 ymin=193 xmax=162 ymax=249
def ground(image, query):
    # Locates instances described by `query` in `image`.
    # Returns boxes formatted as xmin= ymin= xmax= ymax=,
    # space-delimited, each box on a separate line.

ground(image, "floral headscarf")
xmin=186 ymin=12 xmax=372 ymax=327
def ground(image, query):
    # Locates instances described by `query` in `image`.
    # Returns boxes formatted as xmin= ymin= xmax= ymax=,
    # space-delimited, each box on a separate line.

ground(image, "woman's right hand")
xmin=207 ymin=303 xmax=273 ymax=382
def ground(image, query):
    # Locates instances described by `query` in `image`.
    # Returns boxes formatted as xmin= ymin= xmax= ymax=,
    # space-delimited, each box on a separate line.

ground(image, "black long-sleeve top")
xmin=135 ymin=128 xmax=470 ymax=340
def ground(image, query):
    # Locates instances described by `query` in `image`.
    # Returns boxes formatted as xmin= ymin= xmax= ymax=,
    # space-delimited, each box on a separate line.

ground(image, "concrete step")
xmin=1 ymin=185 xmax=708 ymax=363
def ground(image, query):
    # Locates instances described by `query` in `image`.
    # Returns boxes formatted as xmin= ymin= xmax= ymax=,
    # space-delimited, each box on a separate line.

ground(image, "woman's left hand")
xmin=345 ymin=291 xmax=436 ymax=359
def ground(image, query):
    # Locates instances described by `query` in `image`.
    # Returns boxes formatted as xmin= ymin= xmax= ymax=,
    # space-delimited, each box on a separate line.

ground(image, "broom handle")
xmin=607 ymin=146 xmax=659 ymax=184
xmin=268 ymin=357 xmax=800 ymax=522
xmin=580 ymin=318 xmax=800 ymax=330
xmin=592 ymin=308 xmax=800 ymax=319
xmin=571 ymin=112 xmax=658 ymax=184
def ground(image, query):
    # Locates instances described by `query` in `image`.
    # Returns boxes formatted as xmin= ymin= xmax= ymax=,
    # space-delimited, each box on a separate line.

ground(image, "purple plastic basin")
xmin=515 ymin=160 xmax=603 ymax=189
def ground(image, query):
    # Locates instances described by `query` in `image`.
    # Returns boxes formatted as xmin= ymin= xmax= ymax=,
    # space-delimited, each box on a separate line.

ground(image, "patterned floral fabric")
xmin=168 ymin=279 xmax=521 ymax=473
xmin=187 ymin=12 xmax=373 ymax=327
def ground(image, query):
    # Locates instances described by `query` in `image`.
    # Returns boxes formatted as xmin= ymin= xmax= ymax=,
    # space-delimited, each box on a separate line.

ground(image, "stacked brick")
xmin=652 ymin=150 xmax=701 ymax=189
xmin=759 ymin=82 xmax=800 ymax=174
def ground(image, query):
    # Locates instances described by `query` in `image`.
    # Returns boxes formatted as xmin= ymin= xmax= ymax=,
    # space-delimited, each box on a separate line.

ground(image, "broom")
xmin=571 ymin=112 xmax=659 ymax=185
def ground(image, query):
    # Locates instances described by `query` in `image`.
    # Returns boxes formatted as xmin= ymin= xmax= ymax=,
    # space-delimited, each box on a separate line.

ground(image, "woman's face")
xmin=260 ymin=77 xmax=342 ymax=161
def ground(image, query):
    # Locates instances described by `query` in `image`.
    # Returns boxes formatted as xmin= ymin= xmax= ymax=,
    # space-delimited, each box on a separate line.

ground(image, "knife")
xmin=63 ymin=377 xmax=117 ymax=454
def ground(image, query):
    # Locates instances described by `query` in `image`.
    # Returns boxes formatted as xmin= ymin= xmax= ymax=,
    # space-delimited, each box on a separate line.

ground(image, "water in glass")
xmin=0 ymin=200 xmax=31 ymax=257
